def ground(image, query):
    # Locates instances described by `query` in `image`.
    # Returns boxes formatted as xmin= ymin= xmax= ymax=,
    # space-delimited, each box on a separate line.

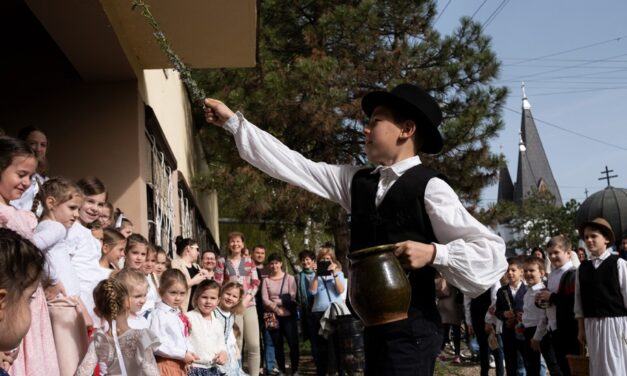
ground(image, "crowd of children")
xmin=451 ymin=218 xmax=627 ymax=376
xmin=2 ymin=127 xmax=627 ymax=376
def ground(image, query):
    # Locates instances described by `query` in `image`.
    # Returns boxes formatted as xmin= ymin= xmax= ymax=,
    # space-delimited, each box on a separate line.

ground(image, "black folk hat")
xmin=361 ymin=83 xmax=443 ymax=154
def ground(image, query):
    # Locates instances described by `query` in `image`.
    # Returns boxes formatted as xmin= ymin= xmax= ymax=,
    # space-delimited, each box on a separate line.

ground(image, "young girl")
xmin=35 ymin=178 xmax=96 ymax=376
xmin=149 ymin=269 xmax=199 ymax=375
xmin=140 ymin=244 xmax=160 ymax=317
xmin=113 ymin=269 xmax=150 ymax=330
xmin=575 ymin=217 xmax=627 ymax=376
xmin=215 ymin=232 xmax=260 ymax=375
xmin=0 ymin=228 xmax=46 ymax=376
xmin=172 ymin=236 xmax=209 ymax=312
xmin=0 ymin=136 xmax=60 ymax=376
xmin=187 ymin=280 xmax=228 ymax=376
xmin=154 ymin=247 xmax=169 ymax=287
xmin=10 ymin=127 xmax=48 ymax=212
xmin=75 ymin=278 xmax=160 ymax=376
xmin=99 ymin=228 xmax=126 ymax=276
xmin=124 ymin=233 xmax=149 ymax=270
xmin=100 ymin=202 xmax=114 ymax=228
xmin=214 ymin=281 xmax=248 ymax=376
xmin=67 ymin=176 xmax=108 ymax=327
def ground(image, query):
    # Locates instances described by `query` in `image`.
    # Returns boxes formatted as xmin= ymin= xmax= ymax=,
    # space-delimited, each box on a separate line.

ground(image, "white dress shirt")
xmin=149 ymin=301 xmax=194 ymax=360
xmin=224 ymin=112 xmax=507 ymax=298
xmin=187 ymin=310 xmax=227 ymax=368
xmin=522 ymin=282 xmax=547 ymax=340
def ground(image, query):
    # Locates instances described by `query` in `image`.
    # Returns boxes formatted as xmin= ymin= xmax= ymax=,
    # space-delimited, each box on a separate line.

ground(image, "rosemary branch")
xmin=131 ymin=0 xmax=206 ymax=107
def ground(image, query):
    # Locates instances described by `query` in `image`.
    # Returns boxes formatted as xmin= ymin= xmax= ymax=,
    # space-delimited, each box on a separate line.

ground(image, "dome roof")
xmin=575 ymin=186 xmax=627 ymax=247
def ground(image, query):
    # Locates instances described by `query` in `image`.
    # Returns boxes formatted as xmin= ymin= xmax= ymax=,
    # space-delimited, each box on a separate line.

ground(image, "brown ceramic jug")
xmin=348 ymin=244 xmax=411 ymax=326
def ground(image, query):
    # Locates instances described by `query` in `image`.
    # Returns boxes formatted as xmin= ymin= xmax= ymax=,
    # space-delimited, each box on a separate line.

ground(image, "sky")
xmin=434 ymin=0 xmax=627 ymax=206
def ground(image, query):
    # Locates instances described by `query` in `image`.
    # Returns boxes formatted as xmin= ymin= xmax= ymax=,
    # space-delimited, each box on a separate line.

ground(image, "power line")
xmin=483 ymin=0 xmax=512 ymax=29
xmin=518 ymin=86 xmax=627 ymax=97
xmin=508 ymin=52 xmax=627 ymax=81
xmin=434 ymin=0 xmax=452 ymax=25
xmin=506 ymin=35 xmax=627 ymax=66
xmin=470 ymin=0 xmax=488 ymax=20
xmin=503 ymin=106 xmax=627 ymax=151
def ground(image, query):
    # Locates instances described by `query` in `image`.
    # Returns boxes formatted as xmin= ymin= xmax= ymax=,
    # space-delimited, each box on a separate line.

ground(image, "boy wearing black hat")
xmin=204 ymin=84 xmax=507 ymax=376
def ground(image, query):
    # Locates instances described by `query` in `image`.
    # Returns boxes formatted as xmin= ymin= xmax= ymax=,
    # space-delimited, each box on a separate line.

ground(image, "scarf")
xmin=298 ymin=269 xmax=315 ymax=310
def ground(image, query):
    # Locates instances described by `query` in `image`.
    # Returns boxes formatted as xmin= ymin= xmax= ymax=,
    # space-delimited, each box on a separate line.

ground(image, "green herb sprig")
xmin=131 ymin=0 xmax=206 ymax=107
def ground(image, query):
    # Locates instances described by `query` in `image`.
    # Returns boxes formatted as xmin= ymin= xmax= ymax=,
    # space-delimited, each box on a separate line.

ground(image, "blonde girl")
xmin=149 ymin=269 xmax=199 ymax=376
xmin=187 ymin=280 xmax=228 ymax=376
xmin=215 ymin=281 xmax=247 ymax=376
xmin=36 ymin=177 xmax=97 ymax=376
xmin=99 ymin=228 xmax=126 ymax=276
xmin=0 ymin=136 xmax=60 ymax=376
xmin=113 ymin=269 xmax=150 ymax=330
xmin=75 ymin=278 xmax=159 ymax=376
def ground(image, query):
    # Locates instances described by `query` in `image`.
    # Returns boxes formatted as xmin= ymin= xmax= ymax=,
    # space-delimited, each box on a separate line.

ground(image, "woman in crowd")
xmin=261 ymin=253 xmax=299 ymax=376
xmin=309 ymin=248 xmax=345 ymax=376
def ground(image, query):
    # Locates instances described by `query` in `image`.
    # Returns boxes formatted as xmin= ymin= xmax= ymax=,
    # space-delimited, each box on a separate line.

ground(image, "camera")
xmin=317 ymin=260 xmax=332 ymax=276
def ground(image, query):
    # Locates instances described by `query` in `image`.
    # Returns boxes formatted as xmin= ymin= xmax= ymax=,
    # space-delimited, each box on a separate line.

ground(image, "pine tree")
xmin=193 ymin=0 xmax=507 ymax=259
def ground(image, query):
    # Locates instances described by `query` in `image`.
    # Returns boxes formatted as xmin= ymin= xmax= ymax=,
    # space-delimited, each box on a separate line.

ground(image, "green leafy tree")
xmin=193 ymin=0 xmax=507 ymax=260
xmin=485 ymin=190 xmax=580 ymax=251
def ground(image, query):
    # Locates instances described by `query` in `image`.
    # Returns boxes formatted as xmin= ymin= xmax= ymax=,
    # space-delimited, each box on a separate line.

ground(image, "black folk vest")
xmin=579 ymin=255 xmax=627 ymax=318
xmin=350 ymin=164 xmax=444 ymax=326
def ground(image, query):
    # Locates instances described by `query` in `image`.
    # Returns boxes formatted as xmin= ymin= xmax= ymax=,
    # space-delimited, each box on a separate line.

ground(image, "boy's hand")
xmin=204 ymin=99 xmax=235 ymax=127
xmin=394 ymin=241 xmax=436 ymax=269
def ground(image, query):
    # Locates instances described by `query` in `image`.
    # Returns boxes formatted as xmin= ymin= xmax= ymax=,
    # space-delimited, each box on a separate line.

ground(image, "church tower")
xmin=498 ymin=84 xmax=562 ymax=207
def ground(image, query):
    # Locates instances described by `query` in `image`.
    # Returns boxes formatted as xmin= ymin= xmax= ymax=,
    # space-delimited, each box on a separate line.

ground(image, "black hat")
xmin=361 ymin=83 xmax=443 ymax=154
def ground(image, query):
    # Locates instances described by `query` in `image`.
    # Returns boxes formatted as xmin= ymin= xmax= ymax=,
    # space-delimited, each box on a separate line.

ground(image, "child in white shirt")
xmin=149 ymin=269 xmax=199 ymax=375
xmin=113 ymin=268 xmax=150 ymax=329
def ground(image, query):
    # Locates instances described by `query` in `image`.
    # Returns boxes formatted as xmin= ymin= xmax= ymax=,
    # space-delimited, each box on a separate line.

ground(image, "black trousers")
xmin=522 ymin=326 xmax=563 ymax=376
xmin=552 ymin=328 xmax=579 ymax=376
xmin=269 ymin=315 xmax=300 ymax=373
xmin=363 ymin=318 xmax=441 ymax=376
xmin=501 ymin=328 xmax=525 ymax=376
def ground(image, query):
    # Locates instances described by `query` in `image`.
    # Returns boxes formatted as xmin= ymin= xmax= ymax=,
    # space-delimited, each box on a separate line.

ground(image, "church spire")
xmin=513 ymin=85 xmax=562 ymax=206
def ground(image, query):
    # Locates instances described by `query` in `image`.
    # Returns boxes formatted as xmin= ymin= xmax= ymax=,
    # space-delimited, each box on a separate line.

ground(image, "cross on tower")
xmin=598 ymin=166 xmax=618 ymax=187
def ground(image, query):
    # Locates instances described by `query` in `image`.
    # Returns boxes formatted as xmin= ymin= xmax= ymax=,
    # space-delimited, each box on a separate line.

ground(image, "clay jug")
xmin=348 ymin=244 xmax=411 ymax=326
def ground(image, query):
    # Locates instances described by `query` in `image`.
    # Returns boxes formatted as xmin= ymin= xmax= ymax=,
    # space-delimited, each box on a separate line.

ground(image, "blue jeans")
xmin=262 ymin=327 xmax=276 ymax=372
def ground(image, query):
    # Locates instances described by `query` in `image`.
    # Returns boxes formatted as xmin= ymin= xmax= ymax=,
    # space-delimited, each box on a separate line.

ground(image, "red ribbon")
xmin=179 ymin=312 xmax=191 ymax=337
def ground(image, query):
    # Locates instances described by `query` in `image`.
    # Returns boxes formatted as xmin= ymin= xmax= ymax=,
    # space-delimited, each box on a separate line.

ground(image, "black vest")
xmin=579 ymin=255 xmax=627 ymax=318
xmin=350 ymin=164 xmax=443 ymax=326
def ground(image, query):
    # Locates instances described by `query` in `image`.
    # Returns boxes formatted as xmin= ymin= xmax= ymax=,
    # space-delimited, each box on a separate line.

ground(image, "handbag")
xmin=263 ymin=311 xmax=279 ymax=330
xmin=278 ymin=273 xmax=298 ymax=316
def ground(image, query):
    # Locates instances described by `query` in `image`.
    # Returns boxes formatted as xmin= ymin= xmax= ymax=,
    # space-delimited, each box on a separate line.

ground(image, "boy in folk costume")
xmin=204 ymin=84 xmax=507 ymax=376
xmin=575 ymin=218 xmax=627 ymax=376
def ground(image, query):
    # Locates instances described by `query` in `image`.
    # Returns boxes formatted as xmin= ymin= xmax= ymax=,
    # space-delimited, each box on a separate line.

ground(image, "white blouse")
xmin=67 ymin=221 xmax=107 ymax=325
xmin=187 ymin=310 xmax=227 ymax=368
xmin=149 ymin=301 xmax=194 ymax=360
xmin=223 ymin=113 xmax=507 ymax=298
xmin=140 ymin=274 xmax=160 ymax=317
xmin=35 ymin=220 xmax=83 ymax=297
